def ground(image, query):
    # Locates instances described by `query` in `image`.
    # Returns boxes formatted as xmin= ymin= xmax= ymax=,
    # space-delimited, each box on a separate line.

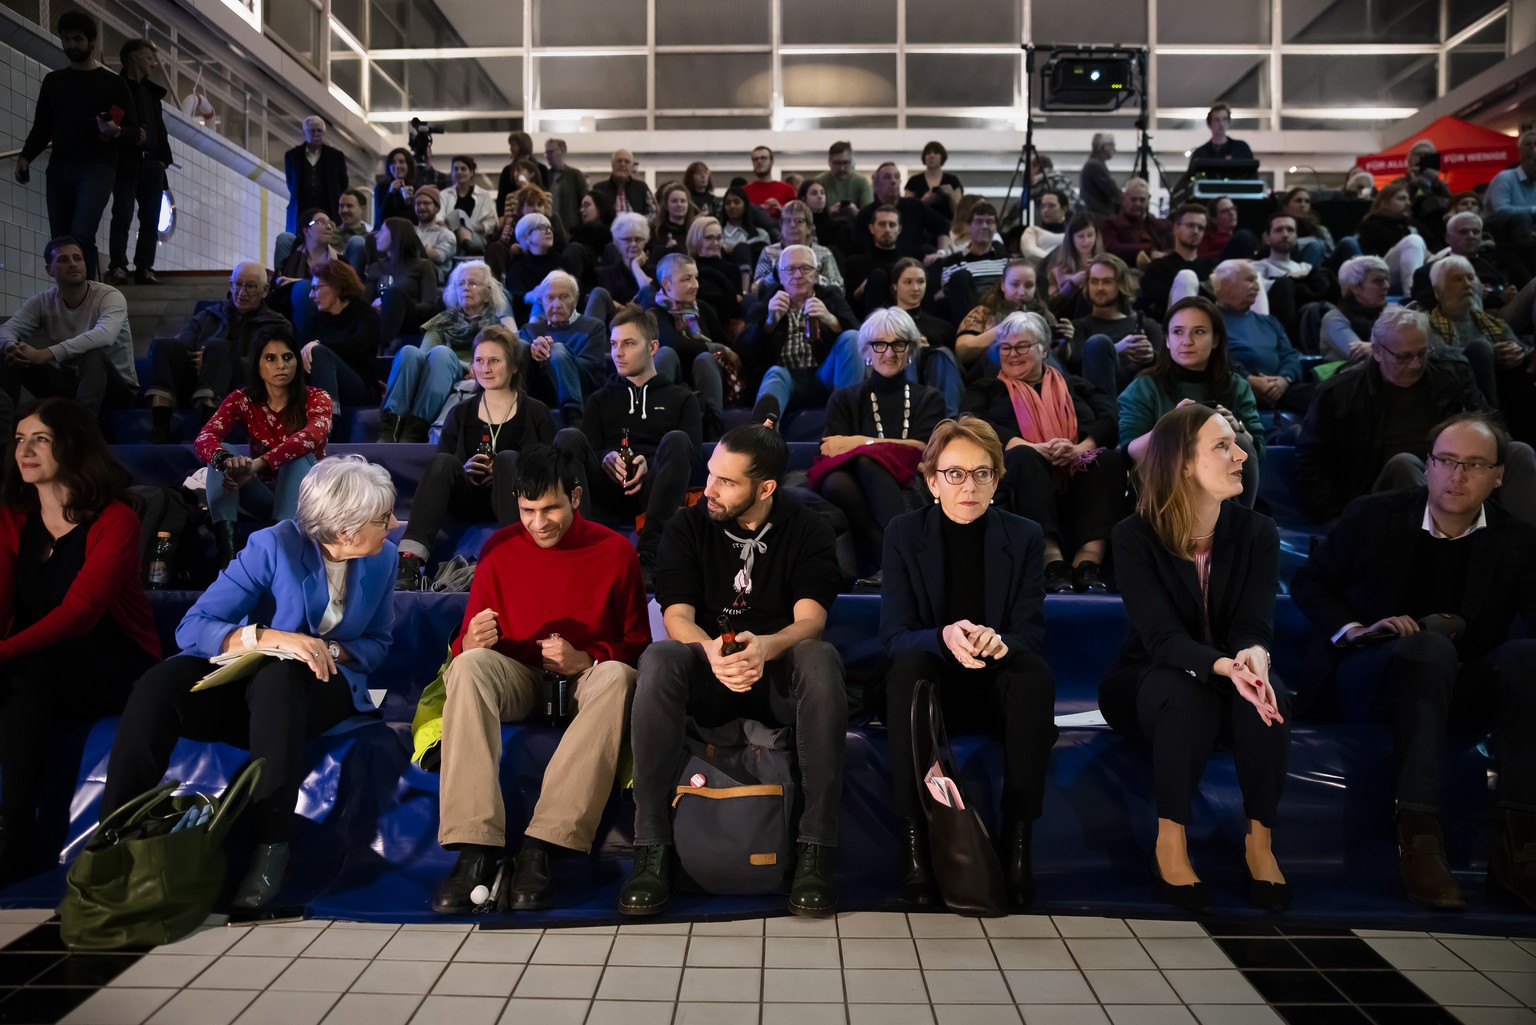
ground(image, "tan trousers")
xmin=438 ymin=647 xmax=635 ymax=851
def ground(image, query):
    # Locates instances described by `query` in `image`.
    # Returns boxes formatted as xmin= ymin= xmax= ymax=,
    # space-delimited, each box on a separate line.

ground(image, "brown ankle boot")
xmin=1397 ymin=810 xmax=1466 ymax=910
xmin=1491 ymin=809 xmax=1536 ymax=913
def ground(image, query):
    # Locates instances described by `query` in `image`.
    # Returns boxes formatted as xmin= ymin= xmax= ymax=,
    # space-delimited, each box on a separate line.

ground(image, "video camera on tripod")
xmin=408 ymin=117 xmax=447 ymax=168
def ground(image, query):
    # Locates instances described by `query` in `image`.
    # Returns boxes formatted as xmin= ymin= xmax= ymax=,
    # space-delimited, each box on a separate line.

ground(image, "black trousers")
xmin=1100 ymin=662 xmax=1291 ymax=827
xmin=146 ymin=338 xmax=235 ymax=409
xmin=401 ymin=450 xmax=521 ymax=554
xmin=631 ymin=639 xmax=847 ymax=847
xmin=108 ymin=160 xmax=164 ymax=272
xmin=0 ymin=349 xmax=137 ymax=438
xmin=554 ymin=426 xmax=695 ymax=559
xmin=885 ymin=650 xmax=1058 ymax=822
xmin=1333 ymin=634 xmax=1536 ymax=815
xmin=1003 ymin=445 xmax=1127 ymax=551
xmin=817 ymin=456 xmax=913 ymax=576
xmin=102 ymin=654 xmax=357 ymax=843
xmin=0 ymin=637 xmax=155 ymax=826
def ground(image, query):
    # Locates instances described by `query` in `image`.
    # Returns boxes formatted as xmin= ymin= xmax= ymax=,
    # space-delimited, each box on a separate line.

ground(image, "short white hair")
xmin=514 ymin=212 xmax=551 ymax=247
xmin=1338 ymin=254 xmax=1390 ymax=291
xmin=1445 ymin=210 xmax=1482 ymax=234
xmin=296 ymin=456 xmax=396 ymax=544
xmin=1370 ymin=304 xmax=1429 ymax=348
xmin=857 ymin=307 xmax=920 ymax=360
xmin=533 ymin=269 xmax=579 ymax=305
xmin=657 ymin=252 xmax=695 ymax=284
xmin=1211 ymin=259 xmax=1257 ymax=288
xmin=1091 ymin=133 xmax=1115 ymax=155
xmin=444 ymin=260 xmax=510 ymax=316
xmin=1123 ymin=177 xmax=1150 ymax=196
xmin=995 ymin=310 xmax=1051 ymax=346
xmin=302 ymin=115 xmax=325 ymax=131
xmin=1430 ymin=254 xmax=1479 ymax=293
xmin=778 ymin=243 xmax=818 ymax=270
xmin=612 ymin=211 xmax=649 ymax=242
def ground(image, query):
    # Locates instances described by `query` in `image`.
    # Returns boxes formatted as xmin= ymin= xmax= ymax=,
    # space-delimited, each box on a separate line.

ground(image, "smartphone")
xmin=1418 ymin=151 xmax=1442 ymax=172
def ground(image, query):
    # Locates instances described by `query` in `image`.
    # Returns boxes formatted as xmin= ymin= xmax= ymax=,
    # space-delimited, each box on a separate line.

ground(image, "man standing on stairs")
xmin=284 ymin=116 xmax=350 ymax=236
xmin=107 ymin=38 xmax=171 ymax=286
xmin=0 ymin=237 xmax=137 ymax=440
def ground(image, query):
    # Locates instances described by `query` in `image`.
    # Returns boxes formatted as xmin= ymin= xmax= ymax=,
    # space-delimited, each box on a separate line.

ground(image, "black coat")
xmin=880 ymin=505 xmax=1046 ymax=660
xmin=284 ymin=144 xmax=350 ymax=234
xmin=961 ymin=373 xmax=1119 ymax=449
xmin=738 ymin=285 xmax=859 ymax=391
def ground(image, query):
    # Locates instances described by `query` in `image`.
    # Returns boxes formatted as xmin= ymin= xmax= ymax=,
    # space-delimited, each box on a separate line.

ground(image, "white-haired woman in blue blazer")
xmin=102 ymin=455 xmax=399 ymax=910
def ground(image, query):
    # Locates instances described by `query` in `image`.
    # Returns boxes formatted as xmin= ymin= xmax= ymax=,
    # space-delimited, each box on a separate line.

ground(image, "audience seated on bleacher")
xmin=496 ymin=131 xmax=548 ymax=212
xmin=1102 ymin=402 xmax=1290 ymax=916
xmin=1321 ymin=255 xmax=1391 ymax=364
xmin=741 ymin=246 xmax=861 ymax=424
xmin=517 ymin=270 xmax=608 ymax=420
xmin=1215 ymin=260 xmax=1314 ymax=415
xmin=272 ymin=208 xmax=338 ymax=320
xmin=441 ymin=156 xmax=498 ymax=257
xmin=1484 ymin=128 xmax=1536 ymax=257
xmin=1079 ymin=133 xmax=1121 ymax=218
xmin=904 ymin=140 xmax=964 ymax=221
xmin=880 ymin=415 xmax=1056 ymax=909
xmin=102 ymin=455 xmax=398 ymax=911
xmin=683 ymin=161 xmax=719 ymax=221
xmin=1410 ymin=211 xmax=1528 ymax=315
xmin=741 ymin=145 xmax=796 ymax=217
xmin=1119 ymin=297 xmax=1264 ymax=508
xmin=591 ymin=149 xmax=654 ymax=217
xmin=1295 ymin=305 xmax=1521 ymax=524
xmin=844 ymin=205 xmax=903 ymax=315
xmin=145 ymin=263 xmax=290 ymax=442
xmin=299 ymin=261 xmax=383 ymax=419
xmin=814 ymin=141 xmax=872 ymax=216
xmin=195 ymin=328 xmax=332 ymax=567
xmin=800 ymin=179 xmax=856 ymax=265
xmin=934 ymin=200 xmax=1008 ymax=324
xmin=646 ymin=255 xmax=731 ymax=434
xmin=396 ymin=326 xmax=554 ymax=590
xmin=1199 ymin=195 xmax=1259 ymax=264
xmin=0 ymin=398 xmax=159 ymax=885
xmin=364 ymin=218 xmax=437 ymax=346
xmin=810 ymin=309 xmax=946 ymax=582
xmin=416 ymin=442 xmax=646 ymax=913
xmin=718 ymin=187 xmax=770 ymax=265
xmin=958 ymin=258 xmax=1056 ymax=368
xmin=1254 ymin=213 xmax=1333 ymax=331
xmin=1291 ymin=411 xmax=1536 ymax=913
xmin=891 ymin=257 xmax=956 ymax=352
xmin=335 ymin=188 xmax=371 ymax=251
xmin=753 ymin=200 xmax=845 ymax=295
xmin=0 ymin=237 xmax=137 ymax=439
xmin=382 ymin=261 xmax=513 ymax=443
xmin=1019 ymin=188 xmax=1069 ymax=263
xmin=962 ymin=312 xmax=1123 ymax=595
xmin=685 ymin=217 xmax=746 ymax=323
xmin=411 ymin=186 xmax=458 ymax=284
xmin=1278 ymin=188 xmax=1336 ymax=268
xmin=571 ymin=188 xmax=616 ymax=277
xmin=1102 ymin=178 xmax=1173 ymax=269
xmin=554 ymin=306 xmax=702 ymax=582
xmin=1137 ymin=203 xmax=1214 ymax=324
xmin=374 ymin=148 xmax=419 ymax=229
xmin=1029 ymin=153 xmax=1078 ymax=213
xmin=856 ymin=163 xmax=951 ymax=259
xmin=1044 ymin=212 xmax=1102 ymax=316
xmin=1357 ymin=183 xmax=1429 ymax=295
xmin=622 ymin=422 xmax=845 ymax=918
xmin=502 ymin=213 xmax=572 ymax=326
xmin=1067 ymin=254 xmax=1161 ymax=398
xmin=1424 ymin=256 xmax=1531 ymax=417
xmin=649 ymin=182 xmax=696 ymax=262
xmin=594 ymin=212 xmax=656 ymax=311
xmin=486 ymin=184 xmax=573 ymax=282
xmin=1391 ymin=140 xmax=1453 ymax=246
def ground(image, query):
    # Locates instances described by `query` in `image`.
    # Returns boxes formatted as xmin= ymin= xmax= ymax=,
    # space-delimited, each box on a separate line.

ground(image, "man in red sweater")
xmin=744 ymin=146 xmax=797 ymax=218
xmin=428 ymin=444 xmax=651 ymax=914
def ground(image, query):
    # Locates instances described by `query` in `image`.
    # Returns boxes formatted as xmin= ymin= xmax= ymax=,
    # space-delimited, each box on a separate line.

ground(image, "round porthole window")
xmin=157 ymin=186 xmax=176 ymax=242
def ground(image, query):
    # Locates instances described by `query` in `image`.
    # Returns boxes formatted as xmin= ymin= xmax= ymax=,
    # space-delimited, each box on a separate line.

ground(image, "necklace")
xmin=1192 ymin=530 xmax=1215 ymax=541
xmin=869 ymin=383 xmax=911 ymax=440
xmin=480 ymin=392 xmax=519 ymax=451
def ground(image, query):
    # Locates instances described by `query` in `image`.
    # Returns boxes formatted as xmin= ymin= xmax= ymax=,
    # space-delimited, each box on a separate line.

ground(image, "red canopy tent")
xmin=1356 ymin=116 xmax=1519 ymax=193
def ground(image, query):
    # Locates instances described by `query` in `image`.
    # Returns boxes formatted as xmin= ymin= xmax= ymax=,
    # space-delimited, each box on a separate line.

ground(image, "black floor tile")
xmin=0 ymin=957 xmax=63 ymax=988
xmin=0 ymin=985 xmax=95 ymax=1023
xmin=1275 ymin=924 xmax=1360 ymax=938
xmin=1246 ymin=969 xmax=1350 ymax=1004
xmin=31 ymin=953 xmax=141 ymax=989
xmin=1205 ymin=919 xmax=1284 ymax=937
xmin=1293 ymin=938 xmax=1395 ymax=970
xmin=1276 ymin=1007 xmax=1374 ymax=1025
xmin=1358 ymin=1007 xmax=1462 ymax=1025
xmin=1324 ymin=970 xmax=1435 ymax=1004
xmin=0 ymin=928 xmax=66 ymax=956
xmin=1215 ymin=936 xmax=1312 ymax=969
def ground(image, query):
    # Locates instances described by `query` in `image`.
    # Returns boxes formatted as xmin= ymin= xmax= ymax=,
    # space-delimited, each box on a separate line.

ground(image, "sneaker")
xmin=396 ymin=552 xmax=425 ymax=591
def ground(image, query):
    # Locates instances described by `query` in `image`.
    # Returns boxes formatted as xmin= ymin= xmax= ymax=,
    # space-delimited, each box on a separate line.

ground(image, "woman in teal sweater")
xmin=1119 ymin=296 xmax=1263 ymax=507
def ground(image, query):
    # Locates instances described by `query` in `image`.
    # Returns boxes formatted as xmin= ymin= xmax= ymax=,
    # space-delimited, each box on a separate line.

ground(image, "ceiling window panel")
xmin=1159 ymin=0 xmax=1269 ymax=44
xmin=534 ymin=0 xmax=643 ymax=46
xmin=427 ymin=0 xmax=523 ymax=46
xmin=655 ymin=0 xmax=769 ymax=45
xmin=1282 ymin=0 xmax=1438 ymax=44
xmin=906 ymin=53 xmax=1016 ymax=108
xmin=656 ymin=53 xmax=771 ymax=110
xmin=782 ymin=53 xmax=897 ymax=107
xmin=1157 ymin=54 xmax=1267 ymax=109
xmin=1031 ymin=0 xmax=1146 ymax=46
xmin=782 ymin=0 xmax=896 ymax=45
xmin=535 ymin=54 xmax=645 ymax=109
xmin=906 ymin=0 xmax=1020 ymax=44
xmin=1281 ymin=53 xmax=1436 ymax=107
xmin=1450 ymin=0 xmax=1507 ymax=37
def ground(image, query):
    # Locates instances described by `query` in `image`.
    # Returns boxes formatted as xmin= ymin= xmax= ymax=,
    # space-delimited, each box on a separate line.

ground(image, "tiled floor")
xmin=0 ymin=908 xmax=1531 ymax=1025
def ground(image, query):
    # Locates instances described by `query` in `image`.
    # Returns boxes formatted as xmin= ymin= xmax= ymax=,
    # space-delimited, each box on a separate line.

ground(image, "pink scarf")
xmin=1000 ymin=366 xmax=1101 ymax=475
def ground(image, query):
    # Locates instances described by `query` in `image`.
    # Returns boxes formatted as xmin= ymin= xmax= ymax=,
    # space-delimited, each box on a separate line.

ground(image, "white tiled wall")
xmin=0 ymin=35 xmax=286 ymax=312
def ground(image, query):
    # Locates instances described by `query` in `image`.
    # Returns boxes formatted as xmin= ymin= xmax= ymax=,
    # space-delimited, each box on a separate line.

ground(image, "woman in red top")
xmin=196 ymin=328 xmax=333 ymax=567
xmin=0 ymin=398 xmax=160 ymax=882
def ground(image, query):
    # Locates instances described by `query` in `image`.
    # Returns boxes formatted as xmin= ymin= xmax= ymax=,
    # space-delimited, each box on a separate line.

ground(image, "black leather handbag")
xmin=911 ymin=678 xmax=1008 ymax=917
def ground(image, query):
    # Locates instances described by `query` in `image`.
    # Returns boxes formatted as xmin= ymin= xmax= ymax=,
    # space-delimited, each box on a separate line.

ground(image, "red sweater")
xmin=0 ymin=503 xmax=161 ymax=662
xmin=194 ymin=387 xmax=333 ymax=480
xmin=744 ymin=180 xmax=797 ymax=213
xmin=452 ymin=514 xmax=650 ymax=669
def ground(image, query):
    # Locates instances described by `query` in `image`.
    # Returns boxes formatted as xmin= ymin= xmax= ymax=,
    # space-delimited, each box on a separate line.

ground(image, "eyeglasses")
xmin=1427 ymin=454 xmax=1499 ymax=475
xmin=616 ymin=235 xmax=646 ymax=244
xmin=783 ymin=265 xmax=817 ymax=277
xmin=997 ymin=342 xmax=1043 ymax=357
xmin=868 ymin=340 xmax=910 ymax=354
xmin=1376 ymin=343 xmax=1428 ymax=367
xmin=231 ymin=281 xmax=264 ymax=293
xmin=937 ymin=466 xmax=998 ymax=486
xmin=307 ymin=218 xmax=332 ymax=228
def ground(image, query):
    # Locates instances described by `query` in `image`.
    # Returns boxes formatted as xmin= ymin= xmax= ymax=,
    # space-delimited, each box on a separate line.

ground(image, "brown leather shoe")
xmin=1491 ymin=810 xmax=1536 ymax=913
xmin=1397 ymin=810 xmax=1466 ymax=910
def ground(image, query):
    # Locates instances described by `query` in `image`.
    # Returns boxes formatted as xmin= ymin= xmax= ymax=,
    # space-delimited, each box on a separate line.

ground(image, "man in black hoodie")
xmin=108 ymin=38 xmax=171 ymax=285
xmin=553 ymin=305 xmax=703 ymax=580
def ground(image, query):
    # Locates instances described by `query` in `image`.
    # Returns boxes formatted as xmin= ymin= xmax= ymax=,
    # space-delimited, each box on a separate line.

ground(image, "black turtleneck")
xmin=941 ymin=511 xmax=987 ymax=625
xmin=822 ymin=371 xmax=947 ymax=442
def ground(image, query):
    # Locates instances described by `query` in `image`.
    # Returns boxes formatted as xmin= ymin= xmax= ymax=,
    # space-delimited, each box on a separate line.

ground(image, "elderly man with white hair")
xmin=1320 ymin=256 xmax=1392 ymax=364
xmin=591 ymin=148 xmax=653 ymax=217
xmin=1411 ymin=210 xmax=1528 ymax=315
xmin=1424 ymin=255 xmax=1526 ymax=409
xmin=518 ymin=269 xmax=609 ymax=414
xmin=283 ymin=115 xmax=349 ymax=236
xmin=503 ymin=211 xmax=571 ymax=325
xmin=740 ymin=244 xmax=862 ymax=425
xmin=1213 ymin=259 xmax=1314 ymax=414
xmin=1080 ymin=133 xmax=1121 ymax=217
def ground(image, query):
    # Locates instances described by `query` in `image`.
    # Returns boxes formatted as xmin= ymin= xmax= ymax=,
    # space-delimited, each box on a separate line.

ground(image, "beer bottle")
xmin=619 ymin=428 xmax=635 ymax=482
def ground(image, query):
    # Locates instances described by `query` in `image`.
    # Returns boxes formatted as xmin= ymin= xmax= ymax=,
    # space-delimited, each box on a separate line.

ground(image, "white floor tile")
xmin=302 ymin=928 xmax=396 ymax=960
xmin=585 ymin=1001 xmax=676 ymax=1025
xmin=984 ymin=918 xmax=1060 ymax=939
xmin=763 ymin=1004 xmax=846 ymax=1025
xmin=1406 ymin=970 xmax=1523 ymax=1007
xmin=924 ymin=969 xmax=1015 ymax=1004
xmin=552 ymin=925 xmax=618 ymax=935
xmin=613 ymin=920 xmax=691 ymax=935
xmin=1140 ymin=938 xmax=1233 ymax=970
xmin=154 ymin=927 xmax=251 ymax=957
xmin=932 ymin=1006 xmax=1024 ymax=1024
xmin=608 ymin=934 xmax=689 ymax=967
xmin=839 ymin=912 xmax=913 ymax=938
xmin=147 ymin=988 xmax=259 ymax=1025
xmin=511 ymin=963 xmax=603 ymax=999
xmin=1083 ymin=969 xmax=1181 ymax=1005
xmin=1188 ymin=1007 xmax=1284 ymax=1025
xmin=692 ymin=918 xmax=766 ymax=936
xmin=1018 ymin=1006 xmax=1111 ymax=1025
xmin=431 ymin=961 xmax=522 ymax=998
xmin=990 ymin=939 xmax=1076 ymax=971
xmin=842 ymin=938 xmax=921 ymax=969
xmin=324 ymin=921 xmax=401 ymax=932
xmin=109 ymin=955 xmax=217 ymax=989
xmin=678 ymin=1003 xmax=763 ymax=1024
xmin=269 ymin=957 xmax=370 ymax=992
xmin=762 ymin=967 xmax=844 ymax=1003
xmin=1366 ymin=937 xmax=1472 ymax=971
xmin=687 ymin=935 xmax=765 ymax=967
xmin=407 ymin=994 xmax=507 ymax=1025
xmin=495 ymin=998 xmax=588 ymax=1025
xmin=1488 ymin=971 xmax=1536 ymax=1005
xmin=1161 ymin=970 xmax=1264 ymax=1005
xmin=1003 ymin=969 xmax=1098 ymax=1004
xmin=398 ymin=923 xmax=475 ymax=934
xmin=1447 ymin=1008 xmax=1536 ymax=1024
xmin=1127 ymin=920 xmax=1208 ymax=939
xmin=0 ymin=907 xmax=57 ymax=924
xmin=454 ymin=932 xmax=540 ymax=963
xmin=1441 ymin=940 xmax=1536 ymax=973
xmin=60 ymin=987 xmax=177 ymax=1025
xmin=910 ymin=915 xmax=987 ymax=938
xmin=226 ymin=927 xmax=325 ymax=958
xmin=529 ymin=932 xmax=614 ymax=965
xmin=1052 ymin=917 xmax=1133 ymax=938
xmin=1065 ymin=939 xmax=1157 ymax=971
xmin=377 ymin=930 xmax=467 ymax=961
xmin=231 ymin=989 xmax=339 ymax=1025
xmin=679 ymin=966 xmax=763 ymax=1002
xmin=190 ymin=955 xmax=293 ymax=990
xmin=766 ymin=935 xmax=841 ymax=968
xmin=0 ymin=923 xmax=38 ymax=948
xmin=849 ymin=1005 xmax=935 ymax=1025
xmin=595 ymin=965 xmax=682 ymax=1001
xmin=765 ymin=915 xmax=838 ymax=937
xmin=843 ymin=967 xmax=930 ymax=1003
xmin=1104 ymin=1008 xmax=1198 ymax=1025
xmin=320 ymin=992 xmax=422 ymax=1025
xmin=918 ymin=939 xmax=1001 ymax=970
xmin=349 ymin=960 xmax=448 ymax=996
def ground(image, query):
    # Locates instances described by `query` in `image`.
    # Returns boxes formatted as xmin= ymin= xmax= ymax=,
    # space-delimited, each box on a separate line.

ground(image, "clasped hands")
xmin=1220 ymin=646 xmax=1284 ymax=726
xmin=1009 ymin=435 xmax=1085 ymax=468
xmin=942 ymin=620 xmax=1008 ymax=670
xmin=708 ymin=632 xmax=767 ymax=692
xmin=3 ymin=342 xmax=52 ymax=368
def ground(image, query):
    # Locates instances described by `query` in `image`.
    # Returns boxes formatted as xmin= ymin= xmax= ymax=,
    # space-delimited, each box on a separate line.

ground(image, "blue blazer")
xmin=880 ymin=505 xmax=1046 ymax=661
xmin=176 ymin=520 xmax=396 ymax=713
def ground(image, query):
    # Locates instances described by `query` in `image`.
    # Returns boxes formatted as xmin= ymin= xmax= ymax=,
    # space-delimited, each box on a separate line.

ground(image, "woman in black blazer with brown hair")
xmin=880 ymin=415 xmax=1058 ymax=910
xmin=1100 ymin=402 xmax=1290 ymax=915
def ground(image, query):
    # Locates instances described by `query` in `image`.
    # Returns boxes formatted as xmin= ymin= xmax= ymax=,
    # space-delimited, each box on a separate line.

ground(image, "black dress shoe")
xmin=789 ymin=841 xmax=838 ymax=917
xmin=898 ymin=818 xmax=937 ymax=907
xmin=1245 ymin=870 xmax=1293 ymax=914
xmin=1003 ymin=819 xmax=1035 ymax=908
xmin=1072 ymin=561 xmax=1110 ymax=594
xmin=1151 ymin=853 xmax=1213 ymax=916
xmin=504 ymin=847 xmax=555 ymax=911
xmin=619 ymin=843 xmax=672 ymax=917
xmin=135 ymin=269 xmax=161 ymax=285
xmin=233 ymin=842 xmax=290 ymax=910
xmin=1043 ymin=560 xmax=1075 ymax=594
xmin=432 ymin=845 xmax=500 ymax=915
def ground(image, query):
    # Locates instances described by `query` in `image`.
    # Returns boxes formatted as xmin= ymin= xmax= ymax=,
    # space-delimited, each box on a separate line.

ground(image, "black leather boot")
xmin=212 ymin=521 xmax=239 ymax=570
xmin=1003 ymin=819 xmax=1035 ymax=908
xmin=504 ymin=846 xmax=555 ymax=911
xmin=899 ymin=818 xmax=937 ymax=907
xmin=618 ymin=843 xmax=672 ymax=917
xmin=431 ymin=845 xmax=500 ymax=915
xmin=1491 ymin=809 xmax=1536 ymax=912
xmin=233 ymin=842 xmax=290 ymax=911
xmin=789 ymin=842 xmax=838 ymax=917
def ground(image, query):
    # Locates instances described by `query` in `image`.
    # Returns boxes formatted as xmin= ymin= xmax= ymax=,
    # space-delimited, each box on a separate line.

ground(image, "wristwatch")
xmin=327 ymin=641 xmax=342 ymax=661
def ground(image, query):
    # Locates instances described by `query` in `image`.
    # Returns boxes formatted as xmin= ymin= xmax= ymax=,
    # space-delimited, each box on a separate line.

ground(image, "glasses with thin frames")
xmin=1427 ymin=453 xmax=1499 ymax=475
xmin=937 ymin=466 xmax=997 ymax=486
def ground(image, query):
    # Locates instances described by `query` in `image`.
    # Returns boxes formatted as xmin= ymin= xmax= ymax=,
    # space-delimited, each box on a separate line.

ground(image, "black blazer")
xmin=1109 ymin=503 xmax=1279 ymax=682
xmin=1290 ymin=488 xmax=1536 ymax=685
xmin=880 ymin=505 xmax=1045 ymax=661
xmin=284 ymin=144 xmax=350 ymax=234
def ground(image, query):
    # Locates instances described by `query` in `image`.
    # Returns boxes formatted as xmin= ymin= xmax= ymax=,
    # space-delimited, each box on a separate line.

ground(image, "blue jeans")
xmin=46 ymin=162 xmax=116 ymax=280
xmin=654 ymin=346 xmax=725 ymax=424
xmin=1081 ymin=333 xmax=1136 ymax=398
xmin=383 ymin=345 xmax=463 ymax=420
xmin=911 ymin=346 xmax=963 ymax=417
xmin=756 ymin=330 xmax=862 ymax=415
xmin=523 ymin=340 xmax=585 ymax=408
xmin=1294 ymin=237 xmax=1326 ymax=269
xmin=206 ymin=451 xmax=316 ymax=525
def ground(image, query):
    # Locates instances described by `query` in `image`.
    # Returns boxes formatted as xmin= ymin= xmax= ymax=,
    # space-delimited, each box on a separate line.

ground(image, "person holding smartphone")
xmin=1068 ymin=254 xmax=1164 ymax=398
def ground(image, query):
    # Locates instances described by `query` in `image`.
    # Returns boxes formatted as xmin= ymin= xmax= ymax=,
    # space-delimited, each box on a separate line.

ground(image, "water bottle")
xmin=147 ymin=531 xmax=174 ymax=590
